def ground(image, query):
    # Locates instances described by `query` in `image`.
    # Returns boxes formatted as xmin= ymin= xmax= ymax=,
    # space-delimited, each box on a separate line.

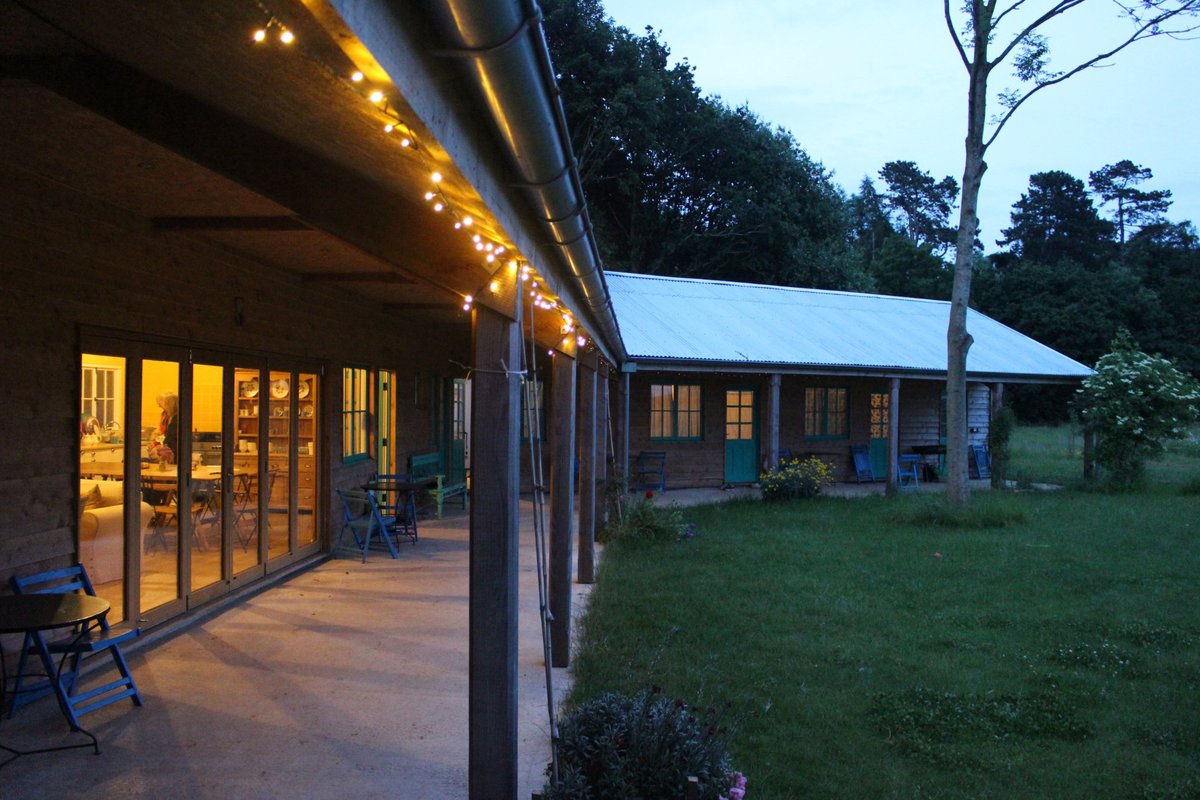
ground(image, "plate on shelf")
xmin=270 ymin=378 xmax=289 ymax=399
xmin=298 ymin=380 xmax=311 ymax=399
xmin=300 ymin=403 xmax=314 ymax=418
xmin=241 ymin=378 xmax=259 ymax=398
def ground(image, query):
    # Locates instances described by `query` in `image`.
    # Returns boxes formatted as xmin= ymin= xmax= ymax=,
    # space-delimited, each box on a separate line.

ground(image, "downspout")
xmin=418 ymin=0 xmax=626 ymax=363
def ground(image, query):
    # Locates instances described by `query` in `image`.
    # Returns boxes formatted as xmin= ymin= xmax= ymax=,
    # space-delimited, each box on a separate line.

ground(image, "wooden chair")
xmin=896 ymin=454 xmax=921 ymax=489
xmin=635 ymin=451 xmax=667 ymax=492
xmin=408 ymin=452 xmax=468 ymax=518
xmin=334 ymin=488 xmax=398 ymax=562
xmin=850 ymin=444 xmax=875 ymax=483
xmin=8 ymin=565 xmax=142 ymax=729
xmin=968 ymin=444 xmax=992 ymax=479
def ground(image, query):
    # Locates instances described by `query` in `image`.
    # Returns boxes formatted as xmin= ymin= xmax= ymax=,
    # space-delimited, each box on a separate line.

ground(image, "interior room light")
xmin=424 ymin=191 xmax=435 ymax=201
xmin=369 ymin=90 xmax=386 ymax=104
xmin=453 ymin=221 xmax=462 ymax=230
xmin=252 ymin=28 xmax=268 ymax=43
xmin=463 ymin=303 xmax=471 ymax=311
xmin=462 ymin=216 xmax=474 ymax=227
xmin=351 ymin=71 xmax=364 ymax=82
xmin=577 ymin=335 xmax=587 ymax=347
xmin=486 ymin=254 xmax=496 ymax=263
xmin=431 ymin=171 xmax=443 ymax=183
xmin=279 ymin=29 xmax=295 ymax=44
xmin=433 ymin=202 xmax=444 ymax=212
xmin=472 ymin=234 xmax=482 ymax=243
xmin=384 ymin=123 xmax=395 ymax=133
xmin=399 ymin=137 xmax=411 ymax=148
xmin=489 ymin=280 xmax=501 ymax=293
xmin=562 ymin=337 xmax=571 ymax=347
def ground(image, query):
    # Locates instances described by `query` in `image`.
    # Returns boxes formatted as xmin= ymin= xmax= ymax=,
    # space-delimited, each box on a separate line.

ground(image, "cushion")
xmin=80 ymin=482 xmax=103 ymax=514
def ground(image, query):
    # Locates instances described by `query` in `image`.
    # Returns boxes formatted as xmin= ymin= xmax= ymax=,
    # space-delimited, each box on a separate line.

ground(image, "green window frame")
xmin=342 ymin=365 xmax=371 ymax=463
xmin=804 ymin=387 xmax=848 ymax=440
xmin=649 ymin=383 xmax=703 ymax=441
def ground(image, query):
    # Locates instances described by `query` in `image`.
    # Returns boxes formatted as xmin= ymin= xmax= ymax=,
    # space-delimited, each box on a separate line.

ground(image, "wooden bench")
xmin=408 ymin=451 xmax=468 ymax=518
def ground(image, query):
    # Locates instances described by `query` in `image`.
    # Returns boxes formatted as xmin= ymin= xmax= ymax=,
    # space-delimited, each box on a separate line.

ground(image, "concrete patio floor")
xmin=1 ymin=504 xmax=589 ymax=800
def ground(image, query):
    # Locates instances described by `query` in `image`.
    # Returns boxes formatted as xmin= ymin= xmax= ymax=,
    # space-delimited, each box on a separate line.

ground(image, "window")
xmin=650 ymin=383 xmax=702 ymax=441
xmin=805 ymin=387 xmax=848 ymax=439
xmin=342 ymin=366 xmax=370 ymax=462
xmin=81 ymin=362 xmax=121 ymax=426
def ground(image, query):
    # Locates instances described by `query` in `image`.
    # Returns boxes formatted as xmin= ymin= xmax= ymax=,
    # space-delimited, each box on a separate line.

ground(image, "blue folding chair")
xmin=8 ymin=565 xmax=142 ymax=729
xmin=335 ymin=488 xmax=399 ymax=562
xmin=851 ymin=444 xmax=875 ymax=483
xmin=896 ymin=454 xmax=922 ymax=490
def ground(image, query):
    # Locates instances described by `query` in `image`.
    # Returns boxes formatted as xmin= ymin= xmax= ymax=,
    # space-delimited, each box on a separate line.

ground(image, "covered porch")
xmin=0 ymin=504 xmax=588 ymax=798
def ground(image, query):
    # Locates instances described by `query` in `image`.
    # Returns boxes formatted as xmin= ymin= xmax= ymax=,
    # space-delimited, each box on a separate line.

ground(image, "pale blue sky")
xmin=599 ymin=0 xmax=1198 ymax=252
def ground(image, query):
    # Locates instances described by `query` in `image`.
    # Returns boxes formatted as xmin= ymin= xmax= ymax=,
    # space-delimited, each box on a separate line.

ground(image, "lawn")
xmin=567 ymin=427 xmax=1200 ymax=799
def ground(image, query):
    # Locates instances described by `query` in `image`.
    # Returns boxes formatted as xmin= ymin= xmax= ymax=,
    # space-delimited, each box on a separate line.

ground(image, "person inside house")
xmin=149 ymin=391 xmax=180 ymax=465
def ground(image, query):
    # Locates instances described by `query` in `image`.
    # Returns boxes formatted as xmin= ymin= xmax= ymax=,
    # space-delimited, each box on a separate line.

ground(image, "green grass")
xmin=567 ymin=426 xmax=1200 ymax=799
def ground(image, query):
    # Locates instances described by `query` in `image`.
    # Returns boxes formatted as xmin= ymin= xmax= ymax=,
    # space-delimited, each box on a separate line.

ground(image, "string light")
xmin=246 ymin=9 xmax=587 ymax=338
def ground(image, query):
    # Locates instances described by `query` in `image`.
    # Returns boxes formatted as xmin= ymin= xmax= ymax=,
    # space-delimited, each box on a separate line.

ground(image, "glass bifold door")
xmin=79 ymin=340 xmax=319 ymax=627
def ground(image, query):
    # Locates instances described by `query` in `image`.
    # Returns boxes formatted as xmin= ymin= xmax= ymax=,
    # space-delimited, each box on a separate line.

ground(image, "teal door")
xmin=724 ymin=388 xmax=759 ymax=484
xmin=869 ymin=391 xmax=890 ymax=476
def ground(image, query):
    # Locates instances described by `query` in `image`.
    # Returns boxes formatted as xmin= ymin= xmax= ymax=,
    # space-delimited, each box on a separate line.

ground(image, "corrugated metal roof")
xmin=606 ymin=272 xmax=1092 ymax=379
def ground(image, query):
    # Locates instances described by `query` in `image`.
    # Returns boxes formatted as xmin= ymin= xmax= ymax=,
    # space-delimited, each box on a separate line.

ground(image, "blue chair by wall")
xmin=896 ymin=454 xmax=921 ymax=490
xmin=851 ymin=444 xmax=875 ymax=483
xmin=371 ymin=473 xmax=419 ymax=544
xmin=635 ymin=451 xmax=667 ymax=492
xmin=8 ymin=564 xmax=142 ymax=729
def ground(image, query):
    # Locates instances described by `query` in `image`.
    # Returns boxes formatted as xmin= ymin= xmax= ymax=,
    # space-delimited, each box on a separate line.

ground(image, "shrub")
xmin=760 ymin=456 xmax=834 ymax=501
xmin=1073 ymin=330 xmax=1200 ymax=488
xmin=598 ymin=499 xmax=687 ymax=545
xmin=544 ymin=689 xmax=737 ymax=800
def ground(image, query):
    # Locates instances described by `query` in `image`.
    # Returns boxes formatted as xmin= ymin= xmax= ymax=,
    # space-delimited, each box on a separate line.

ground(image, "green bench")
xmin=408 ymin=451 xmax=468 ymax=518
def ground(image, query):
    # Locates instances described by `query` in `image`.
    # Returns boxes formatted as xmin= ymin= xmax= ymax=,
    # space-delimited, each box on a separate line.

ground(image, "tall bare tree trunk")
xmin=946 ymin=8 xmax=992 ymax=506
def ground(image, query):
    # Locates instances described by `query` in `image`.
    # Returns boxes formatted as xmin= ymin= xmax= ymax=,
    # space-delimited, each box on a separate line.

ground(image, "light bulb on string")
xmin=433 ymin=202 xmax=444 ymax=212
xmin=369 ymin=90 xmax=385 ymax=104
xmin=489 ymin=280 xmax=501 ymax=293
xmin=279 ymin=29 xmax=295 ymax=44
xmin=351 ymin=71 xmax=364 ymax=82
xmin=486 ymin=254 xmax=495 ymax=263
xmin=462 ymin=216 xmax=473 ymax=227
xmin=252 ymin=28 xmax=268 ymax=43
xmin=424 ymin=192 xmax=435 ymax=201
xmin=431 ymin=172 xmax=443 ymax=184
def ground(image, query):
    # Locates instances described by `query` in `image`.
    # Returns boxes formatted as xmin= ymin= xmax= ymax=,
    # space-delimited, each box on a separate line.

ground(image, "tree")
xmin=847 ymin=176 xmax=896 ymax=264
xmin=941 ymin=0 xmax=1200 ymax=505
xmin=871 ymin=235 xmax=954 ymax=299
xmin=1074 ymin=330 xmax=1200 ymax=488
xmin=1088 ymin=159 xmax=1173 ymax=259
xmin=541 ymin=0 xmax=860 ymax=289
xmin=878 ymin=160 xmax=959 ymax=254
xmin=996 ymin=170 xmax=1115 ymax=269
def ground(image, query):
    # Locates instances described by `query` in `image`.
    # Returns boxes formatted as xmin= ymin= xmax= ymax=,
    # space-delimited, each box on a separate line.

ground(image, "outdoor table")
xmin=0 ymin=593 xmax=111 ymax=766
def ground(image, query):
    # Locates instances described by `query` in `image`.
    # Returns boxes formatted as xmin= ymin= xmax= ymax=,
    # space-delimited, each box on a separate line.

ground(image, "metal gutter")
xmin=416 ymin=0 xmax=626 ymax=363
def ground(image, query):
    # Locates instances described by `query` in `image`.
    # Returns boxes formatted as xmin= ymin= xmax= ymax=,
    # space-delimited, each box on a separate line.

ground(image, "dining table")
xmin=0 ymin=593 xmax=111 ymax=766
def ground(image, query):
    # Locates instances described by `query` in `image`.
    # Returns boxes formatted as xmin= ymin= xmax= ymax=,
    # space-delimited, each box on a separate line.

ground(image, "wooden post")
xmin=468 ymin=306 xmax=521 ymax=800
xmin=887 ymin=377 xmax=901 ymax=494
xmin=549 ymin=351 xmax=576 ymax=668
xmin=990 ymin=382 xmax=1005 ymax=488
xmin=768 ymin=373 xmax=781 ymax=470
xmin=577 ymin=348 xmax=597 ymax=584
xmin=598 ymin=365 xmax=611 ymax=527
xmin=619 ymin=370 xmax=630 ymax=484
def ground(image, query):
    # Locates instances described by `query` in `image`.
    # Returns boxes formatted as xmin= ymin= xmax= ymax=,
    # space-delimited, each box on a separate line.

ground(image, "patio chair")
xmin=232 ymin=470 xmax=279 ymax=551
xmin=896 ymin=454 xmax=921 ymax=490
xmin=335 ymin=488 xmax=398 ymax=562
xmin=635 ymin=451 xmax=667 ymax=492
xmin=968 ymin=444 xmax=992 ymax=479
xmin=8 ymin=564 xmax=142 ymax=728
xmin=850 ymin=444 xmax=875 ymax=483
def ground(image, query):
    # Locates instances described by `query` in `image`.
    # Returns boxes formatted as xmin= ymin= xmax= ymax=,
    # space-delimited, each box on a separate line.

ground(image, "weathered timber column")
xmin=549 ymin=351 xmax=577 ymax=668
xmin=598 ymin=364 xmax=611 ymax=527
xmin=577 ymin=348 xmax=597 ymax=584
xmin=768 ymin=374 xmax=782 ymax=469
xmin=887 ymin=377 xmax=901 ymax=493
xmin=468 ymin=306 xmax=521 ymax=799
xmin=618 ymin=370 xmax=631 ymax=482
xmin=990 ymin=382 xmax=1005 ymax=488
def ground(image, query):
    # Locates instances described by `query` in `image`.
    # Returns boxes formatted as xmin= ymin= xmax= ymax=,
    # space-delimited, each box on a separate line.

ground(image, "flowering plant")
xmin=1074 ymin=330 xmax=1200 ymax=486
xmin=760 ymin=456 xmax=833 ymax=501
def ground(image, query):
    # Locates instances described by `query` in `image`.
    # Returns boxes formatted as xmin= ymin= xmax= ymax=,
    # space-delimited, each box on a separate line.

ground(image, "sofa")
xmin=79 ymin=479 xmax=154 ymax=585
